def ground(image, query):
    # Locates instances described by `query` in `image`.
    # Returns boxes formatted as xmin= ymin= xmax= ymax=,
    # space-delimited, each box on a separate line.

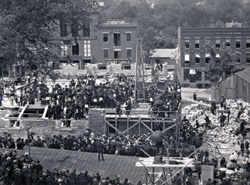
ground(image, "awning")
xmin=216 ymin=53 xmax=220 ymax=58
xmin=185 ymin=54 xmax=190 ymax=61
xmin=195 ymin=54 xmax=200 ymax=58
xmin=189 ymin=69 xmax=196 ymax=75
xmin=205 ymin=54 xmax=210 ymax=58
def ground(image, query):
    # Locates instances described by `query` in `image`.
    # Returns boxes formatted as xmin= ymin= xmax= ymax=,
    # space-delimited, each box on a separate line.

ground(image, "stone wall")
xmin=1 ymin=119 xmax=89 ymax=140
xmin=88 ymin=109 xmax=105 ymax=135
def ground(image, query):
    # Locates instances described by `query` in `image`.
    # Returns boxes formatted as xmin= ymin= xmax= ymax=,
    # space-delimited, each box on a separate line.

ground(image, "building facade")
xmin=54 ymin=13 xmax=137 ymax=74
xmin=177 ymin=27 xmax=250 ymax=88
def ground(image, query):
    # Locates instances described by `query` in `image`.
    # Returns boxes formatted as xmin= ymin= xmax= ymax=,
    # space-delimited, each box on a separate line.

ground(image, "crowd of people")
xmin=0 ymin=126 xmax=196 ymax=159
xmin=0 ymin=150 xmax=139 ymax=185
xmin=8 ymin=73 xmax=181 ymax=121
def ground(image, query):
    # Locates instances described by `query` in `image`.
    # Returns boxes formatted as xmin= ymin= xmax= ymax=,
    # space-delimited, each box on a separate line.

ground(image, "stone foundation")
xmin=0 ymin=119 xmax=89 ymax=140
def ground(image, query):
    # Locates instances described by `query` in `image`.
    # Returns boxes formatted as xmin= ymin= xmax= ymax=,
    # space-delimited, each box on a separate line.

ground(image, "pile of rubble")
xmin=182 ymin=99 xmax=250 ymax=144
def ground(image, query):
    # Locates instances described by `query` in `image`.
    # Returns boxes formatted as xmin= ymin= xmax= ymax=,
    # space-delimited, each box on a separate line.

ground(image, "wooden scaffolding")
xmin=103 ymin=103 xmax=181 ymax=144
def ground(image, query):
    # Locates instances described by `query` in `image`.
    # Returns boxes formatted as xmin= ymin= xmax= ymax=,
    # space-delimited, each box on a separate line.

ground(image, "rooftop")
xmin=150 ymin=48 xmax=177 ymax=59
xmin=236 ymin=68 xmax=250 ymax=83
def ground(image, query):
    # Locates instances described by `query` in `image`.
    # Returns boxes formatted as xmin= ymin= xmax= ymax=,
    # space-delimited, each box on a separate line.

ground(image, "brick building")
xmin=11 ymin=11 xmax=138 ymax=79
xmin=177 ymin=26 xmax=250 ymax=88
xmin=53 ymin=13 xmax=138 ymax=74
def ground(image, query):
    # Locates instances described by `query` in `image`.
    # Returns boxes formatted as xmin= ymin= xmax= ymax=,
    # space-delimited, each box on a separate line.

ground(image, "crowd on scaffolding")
xmin=0 ymin=150 xmax=140 ymax=185
xmin=7 ymin=73 xmax=181 ymax=122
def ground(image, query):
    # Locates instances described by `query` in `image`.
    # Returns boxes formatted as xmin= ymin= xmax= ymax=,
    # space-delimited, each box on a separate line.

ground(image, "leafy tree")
xmin=203 ymin=43 xmax=237 ymax=84
xmin=0 ymin=0 xmax=94 ymax=80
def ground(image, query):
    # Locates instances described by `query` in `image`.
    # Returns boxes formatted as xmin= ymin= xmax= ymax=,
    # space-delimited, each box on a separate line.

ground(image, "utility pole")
xmin=134 ymin=38 xmax=145 ymax=106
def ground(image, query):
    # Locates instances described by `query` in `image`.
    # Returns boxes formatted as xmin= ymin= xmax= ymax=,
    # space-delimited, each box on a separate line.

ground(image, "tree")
xmin=0 ymin=0 xmax=94 ymax=80
xmin=203 ymin=43 xmax=237 ymax=84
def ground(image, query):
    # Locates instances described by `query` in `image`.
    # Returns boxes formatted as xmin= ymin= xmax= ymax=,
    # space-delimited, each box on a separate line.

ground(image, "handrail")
xmin=104 ymin=109 xmax=179 ymax=114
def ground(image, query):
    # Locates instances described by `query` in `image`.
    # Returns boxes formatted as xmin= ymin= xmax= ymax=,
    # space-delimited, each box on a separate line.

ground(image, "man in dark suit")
xmin=96 ymin=139 xmax=105 ymax=161
xmin=56 ymin=101 xmax=62 ymax=120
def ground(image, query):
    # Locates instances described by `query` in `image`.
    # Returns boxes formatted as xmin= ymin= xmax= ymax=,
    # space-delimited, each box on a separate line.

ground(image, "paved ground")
xmin=181 ymin=87 xmax=211 ymax=100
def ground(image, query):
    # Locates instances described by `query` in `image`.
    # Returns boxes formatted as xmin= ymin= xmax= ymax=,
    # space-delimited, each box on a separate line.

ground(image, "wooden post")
xmin=127 ymin=118 xmax=129 ymax=135
xmin=139 ymin=122 xmax=141 ymax=135
xmin=150 ymin=111 xmax=153 ymax=130
xmin=163 ymin=117 xmax=165 ymax=132
xmin=152 ymin=167 xmax=155 ymax=184
xmin=115 ymin=112 xmax=117 ymax=131
xmin=145 ymin=168 xmax=148 ymax=185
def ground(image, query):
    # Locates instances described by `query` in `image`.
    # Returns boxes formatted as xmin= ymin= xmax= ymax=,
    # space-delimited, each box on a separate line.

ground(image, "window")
xmin=205 ymin=71 xmax=210 ymax=81
xmin=60 ymin=20 xmax=67 ymax=37
xmin=195 ymin=39 xmax=199 ymax=49
xmin=196 ymin=70 xmax=202 ymax=81
xmin=114 ymin=51 xmax=121 ymax=58
xmin=185 ymin=40 xmax=189 ymax=49
xmin=184 ymin=69 xmax=190 ymax=81
xmin=84 ymin=40 xmax=91 ymax=57
xmin=103 ymin=33 xmax=108 ymax=42
xmin=114 ymin=33 xmax=121 ymax=46
xmin=246 ymin=39 xmax=250 ymax=48
xmin=205 ymin=54 xmax=210 ymax=63
xmin=225 ymin=39 xmax=230 ymax=47
xmin=72 ymin=43 xmax=79 ymax=55
xmin=126 ymin=33 xmax=131 ymax=41
xmin=122 ymin=65 xmax=131 ymax=70
xmin=195 ymin=54 xmax=200 ymax=63
xmin=71 ymin=22 xmax=78 ymax=37
xmin=236 ymin=38 xmax=241 ymax=48
xmin=103 ymin=49 xmax=108 ymax=58
xmin=246 ymin=53 xmax=250 ymax=63
xmin=236 ymin=53 xmax=241 ymax=63
xmin=98 ymin=64 xmax=107 ymax=70
xmin=127 ymin=49 xmax=132 ymax=58
xmin=83 ymin=23 xmax=90 ymax=37
xmin=61 ymin=44 xmax=69 ymax=57
xmin=184 ymin=54 xmax=190 ymax=63
xmin=216 ymin=39 xmax=220 ymax=48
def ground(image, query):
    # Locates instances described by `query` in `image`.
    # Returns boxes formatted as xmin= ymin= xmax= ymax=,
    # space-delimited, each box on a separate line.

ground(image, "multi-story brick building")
xmin=11 ymin=10 xmax=138 ymax=79
xmin=53 ymin=12 xmax=138 ymax=75
xmin=177 ymin=26 xmax=250 ymax=88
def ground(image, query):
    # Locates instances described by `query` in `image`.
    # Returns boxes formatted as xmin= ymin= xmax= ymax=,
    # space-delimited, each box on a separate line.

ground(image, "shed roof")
xmin=236 ymin=68 xmax=250 ymax=83
xmin=150 ymin=48 xmax=177 ymax=58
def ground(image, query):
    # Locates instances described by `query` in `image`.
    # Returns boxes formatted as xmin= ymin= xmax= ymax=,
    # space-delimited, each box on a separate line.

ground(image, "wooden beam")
xmin=18 ymin=104 xmax=28 ymax=119
xmin=41 ymin=105 xmax=49 ymax=119
xmin=122 ymin=121 xmax=140 ymax=134
xmin=139 ymin=120 xmax=154 ymax=133
xmin=104 ymin=120 xmax=120 ymax=133
xmin=162 ymin=123 xmax=176 ymax=133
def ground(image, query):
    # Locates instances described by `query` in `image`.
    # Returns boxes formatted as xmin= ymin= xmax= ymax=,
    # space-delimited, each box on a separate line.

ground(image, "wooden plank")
xmin=41 ymin=105 xmax=49 ymax=119
xmin=18 ymin=104 xmax=28 ymax=119
xmin=135 ymin=163 xmax=195 ymax=168
xmin=122 ymin=121 xmax=140 ymax=134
